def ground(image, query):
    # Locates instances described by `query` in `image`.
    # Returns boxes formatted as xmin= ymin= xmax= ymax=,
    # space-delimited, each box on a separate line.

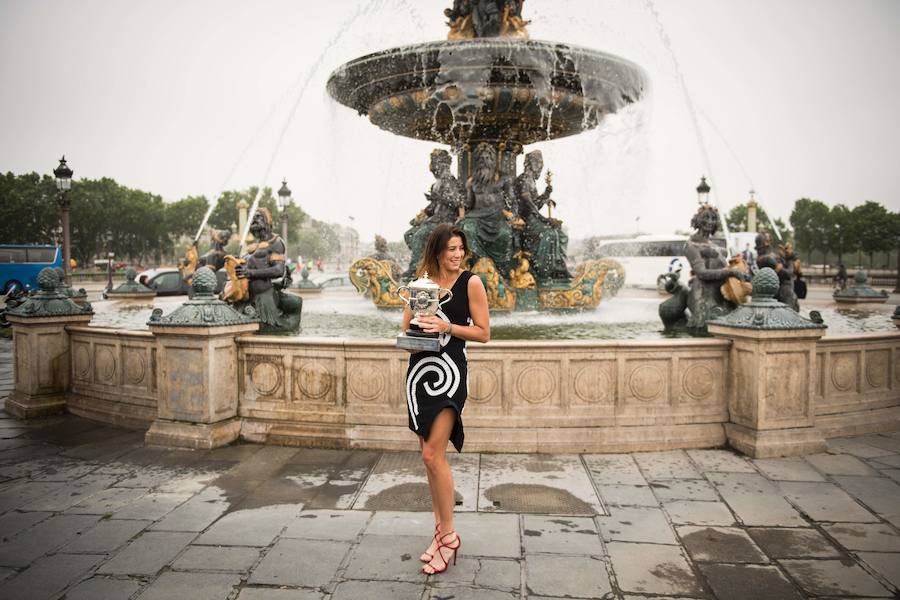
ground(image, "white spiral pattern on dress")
xmin=406 ymin=353 xmax=460 ymax=432
xmin=437 ymin=309 xmax=451 ymax=347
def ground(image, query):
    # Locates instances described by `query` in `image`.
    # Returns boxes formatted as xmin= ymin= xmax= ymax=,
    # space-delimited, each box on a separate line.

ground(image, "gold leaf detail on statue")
xmin=349 ymin=258 xmax=406 ymax=308
xmin=470 ymin=257 xmax=516 ymax=310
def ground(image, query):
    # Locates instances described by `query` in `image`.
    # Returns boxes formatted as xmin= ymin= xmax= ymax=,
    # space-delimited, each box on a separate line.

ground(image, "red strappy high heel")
xmin=422 ymin=531 xmax=461 ymax=575
xmin=420 ymin=524 xmax=441 ymax=562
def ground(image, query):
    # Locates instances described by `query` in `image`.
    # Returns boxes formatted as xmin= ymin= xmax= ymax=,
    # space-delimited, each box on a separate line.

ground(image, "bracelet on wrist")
xmin=447 ymin=323 xmax=453 ymax=335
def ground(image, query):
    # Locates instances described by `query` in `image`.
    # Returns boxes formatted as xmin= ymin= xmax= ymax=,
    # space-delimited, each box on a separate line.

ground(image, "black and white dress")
xmin=406 ymin=271 xmax=473 ymax=452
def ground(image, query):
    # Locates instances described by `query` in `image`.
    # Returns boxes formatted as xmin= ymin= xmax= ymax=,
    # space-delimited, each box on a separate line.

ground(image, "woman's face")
xmin=440 ymin=235 xmax=465 ymax=273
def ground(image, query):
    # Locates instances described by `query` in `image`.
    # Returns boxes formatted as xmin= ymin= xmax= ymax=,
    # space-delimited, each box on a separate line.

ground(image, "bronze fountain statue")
xmin=334 ymin=2 xmax=642 ymax=310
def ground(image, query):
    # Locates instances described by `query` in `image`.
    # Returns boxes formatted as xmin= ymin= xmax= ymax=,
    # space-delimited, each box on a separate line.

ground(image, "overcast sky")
xmin=1 ymin=0 xmax=898 ymax=242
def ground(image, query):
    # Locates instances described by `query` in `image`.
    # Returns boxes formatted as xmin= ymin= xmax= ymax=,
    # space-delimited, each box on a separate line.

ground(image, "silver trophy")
xmin=396 ymin=272 xmax=453 ymax=352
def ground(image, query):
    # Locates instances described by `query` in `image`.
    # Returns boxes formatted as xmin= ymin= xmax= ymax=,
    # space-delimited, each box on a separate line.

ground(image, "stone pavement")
xmin=1 ymin=339 xmax=900 ymax=599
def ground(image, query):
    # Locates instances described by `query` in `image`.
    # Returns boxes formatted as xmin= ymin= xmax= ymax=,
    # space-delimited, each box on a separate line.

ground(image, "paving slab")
xmin=880 ymin=468 xmax=900 ymax=484
xmin=0 ymin=512 xmax=101 ymax=567
xmin=826 ymin=437 xmax=897 ymax=458
xmin=32 ymin=461 xmax=101 ymax=482
xmin=649 ymin=479 xmax=719 ymax=502
xmin=453 ymin=511 xmax=521 ymax=558
xmin=195 ymin=503 xmax=301 ymax=546
xmin=805 ymin=453 xmax=881 ymax=476
xmin=0 ymin=509 xmax=51 ymax=539
xmin=343 ymin=534 xmax=430 ymax=583
xmin=583 ymin=454 xmax=647 ymax=485
xmin=781 ymin=558 xmax=893 ymax=597
xmin=779 ymin=481 xmax=879 ymax=523
xmin=662 ymin=500 xmax=736 ymax=526
xmin=63 ymin=576 xmax=144 ymax=600
xmin=607 ymin=541 xmax=705 ymax=596
xmin=857 ymin=434 xmax=900 ymax=453
xmin=699 ymin=563 xmax=802 ymax=600
xmin=524 ymin=554 xmax=611 ymax=598
xmin=597 ymin=506 xmax=678 ymax=544
xmin=135 ymin=571 xmax=241 ymax=600
xmin=0 ymin=480 xmax=65 ymax=513
xmin=26 ymin=473 xmax=120 ymax=512
xmin=677 ymin=526 xmax=768 ymax=563
xmin=872 ymin=454 xmax=900 ymax=468
xmin=148 ymin=487 xmax=227 ymax=530
xmin=353 ymin=451 xmax=479 ymax=512
xmin=831 ymin=475 xmax=900 ymax=517
xmin=0 ymin=552 xmax=105 ymax=600
xmin=823 ymin=522 xmax=900 ymax=552
xmin=112 ymin=490 xmax=191 ymax=521
xmin=686 ymin=449 xmax=756 ymax=473
xmin=65 ymin=485 xmax=148 ymax=514
xmin=472 ymin=557 xmax=521 ymax=592
xmin=282 ymin=508 xmax=371 ymax=540
xmin=237 ymin=588 xmax=324 ymax=600
xmin=366 ymin=510 xmax=440 ymax=536
xmin=751 ymin=457 xmax=826 ymax=482
xmin=747 ymin=527 xmax=842 ymax=559
xmin=172 ymin=544 xmax=260 ymax=572
xmin=97 ymin=530 xmax=196 ymax=575
xmin=478 ymin=454 xmax=603 ymax=515
xmin=598 ymin=484 xmax=659 ymax=507
xmin=857 ymin=552 xmax=900 ymax=589
xmin=249 ymin=540 xmax=348 ymax=587
xmin=428 ymin=586 xmax=518 ymax=600
xmin=707 ymin=473 xmax=806 ymax=527
xmin=333 ymin=580 xmax=424 ymax=600
xmin=522 ymin=515 xmax=604 ymax=555
xmin=633 ymin=451 xmax=701 ymax=480
xmin=62 ymin=517 xmax=150 ymax=553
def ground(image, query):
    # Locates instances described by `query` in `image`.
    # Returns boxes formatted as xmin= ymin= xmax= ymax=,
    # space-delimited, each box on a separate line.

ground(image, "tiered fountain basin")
xmin=12 ymin=289 xmax=898 ymax=455
xmin=327 ymin=39 xmax=647 ymax=150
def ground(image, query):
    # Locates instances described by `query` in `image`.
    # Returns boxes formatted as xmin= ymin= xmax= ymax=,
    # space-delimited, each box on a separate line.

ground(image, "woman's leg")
xmin=419 ymin=436 xmax=441 ymax=561
xmin=421 ymin=408 xmax=460 ymax=572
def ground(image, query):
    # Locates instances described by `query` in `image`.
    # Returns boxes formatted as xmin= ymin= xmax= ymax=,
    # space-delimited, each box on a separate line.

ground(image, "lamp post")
xmin=53 ymin=156 xmax=74 ymax=285
xmin=106 ymin=252 xmax=115 ymax=293
xmin=696 ymin=176 xmax=710 ymax=205
xmin=277 ymin=178 xmax=292 ymax=247
xmin=894 ymin=234 xmax=900 ymax=293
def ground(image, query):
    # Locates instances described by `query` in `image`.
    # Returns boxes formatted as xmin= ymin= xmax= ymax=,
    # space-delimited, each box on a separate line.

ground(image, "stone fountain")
xmin=331 ymin=1 xmax=646 ymax=310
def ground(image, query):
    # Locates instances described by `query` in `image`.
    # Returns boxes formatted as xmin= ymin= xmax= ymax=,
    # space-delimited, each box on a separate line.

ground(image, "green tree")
xmin=0 ymin=172 xmax=59 ymax=245
xmin=790 ymin=198 xmax=831 ymax=262
xmin=827 ymin=204 xmax=853 ymax=266
xmin=294 ymin=219 xmax=340 ymax=261
xmin=164 ymin=195 xmax=209 ymax=241
xmin=850 ymin=201 xmax=894 ymax=266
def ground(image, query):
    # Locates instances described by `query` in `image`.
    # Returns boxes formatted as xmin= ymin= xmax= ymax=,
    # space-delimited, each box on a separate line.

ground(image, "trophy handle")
xmin=438 ymin=289 xmax=453 ymax=306
xmin=396 ymin=286 xmax=411 ymax=303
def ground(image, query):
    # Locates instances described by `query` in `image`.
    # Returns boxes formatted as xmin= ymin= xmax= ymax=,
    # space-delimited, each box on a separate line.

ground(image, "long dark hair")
xmin=416 ymin=223 xmax=470 ymax=278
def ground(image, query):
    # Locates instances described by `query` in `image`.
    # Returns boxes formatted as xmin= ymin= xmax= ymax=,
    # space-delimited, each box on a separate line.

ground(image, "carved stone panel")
xmin=679 ymin=359 xmax=722 ymax=404
xmin=764 ymin=351 xmax=808 ymax=422
xmin=292 ymin=357 xmax=338 ymax=405
xmin=864 ymin=349 xmax=889 ymax=390
xmin=814 ymin=351 xmax=825 ymax=399
xmin=829 ymin=351 xmax=859 ymax=394
xmin=122 ymin=345 xmax=148 ymax=387
xmin=245 ymin=354 xmax=284 ymax=399
xmin=73 ymin=340 xmax=91 ymax=382
xmin=468 ymin=360 xmax=502 ymax=406
xmin=570 ymin=359 xmax=615 ymax=405
xmin=510 ymin=361 xmax=559 ymax=406
xmin=346 ymin=359 xmax=389 ymax=403
xmin=94 ymin=344 xmax=118 ymax=385
xmin=162 ymin=347 xmax=205 ymax=421
xmin=732 ymin=349 xmax=755 ymax=423
xmin=623 ymin=359 xmax=669 ymax=405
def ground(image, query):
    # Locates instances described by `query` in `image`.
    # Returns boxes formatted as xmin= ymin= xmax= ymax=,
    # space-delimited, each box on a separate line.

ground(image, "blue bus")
xmin=0 ymin=245 xmax=64 ymax=294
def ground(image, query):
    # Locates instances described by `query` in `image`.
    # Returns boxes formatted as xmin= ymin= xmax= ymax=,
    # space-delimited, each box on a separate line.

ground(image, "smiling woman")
xmin=400 ymin=223 xmax=490 ymax=576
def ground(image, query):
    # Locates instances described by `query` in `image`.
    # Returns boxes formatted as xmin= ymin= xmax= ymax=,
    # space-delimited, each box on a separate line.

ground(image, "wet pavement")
xmin=1 ymin=337 xmax=900 ymax=598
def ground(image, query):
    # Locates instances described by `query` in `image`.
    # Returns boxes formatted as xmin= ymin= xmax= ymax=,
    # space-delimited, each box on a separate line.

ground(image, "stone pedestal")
xmin=144 ymin=267 xmax=258 ymax=449
xmin=6 ymin=314 xmax=93 ymax=418
xmin=709 ymin=268 xmax=827 ymax=458
xmin=5 ymin=267 xmax=94 ymax=419
xmin=145 ymin=323 xmax=258 ymax=449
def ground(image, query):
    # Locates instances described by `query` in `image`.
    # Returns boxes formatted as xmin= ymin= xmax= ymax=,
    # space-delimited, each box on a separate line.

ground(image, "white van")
xmin=592 ymin=235 xmax=690 ymax=290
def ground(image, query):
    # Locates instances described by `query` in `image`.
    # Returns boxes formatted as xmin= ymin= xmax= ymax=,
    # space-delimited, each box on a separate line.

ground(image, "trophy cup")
xmin=396 ymin=272 xmax=453 ymax=352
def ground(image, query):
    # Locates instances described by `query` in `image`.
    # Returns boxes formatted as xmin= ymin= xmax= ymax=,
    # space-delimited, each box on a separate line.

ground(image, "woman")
xmin=403 ymin=223 xmax=490 ymax=575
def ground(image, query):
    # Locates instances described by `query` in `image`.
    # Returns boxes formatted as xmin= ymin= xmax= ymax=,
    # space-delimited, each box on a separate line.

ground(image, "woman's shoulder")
xmin=464 ymin=270 xmax=484 ymax=290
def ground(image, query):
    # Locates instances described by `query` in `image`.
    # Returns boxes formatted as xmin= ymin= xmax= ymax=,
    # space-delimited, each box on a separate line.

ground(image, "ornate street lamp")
xmin=53 ymin=156 xmax=74 ymax=284
xmin=696 ymin=176 xmax=710 ymax=205
xmin=277 ymin=178 xmax=292 ymax=247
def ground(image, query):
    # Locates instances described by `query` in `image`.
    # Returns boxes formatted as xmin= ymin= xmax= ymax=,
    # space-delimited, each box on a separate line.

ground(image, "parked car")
xmin=138 ymin=268 xmax=228 ymax=296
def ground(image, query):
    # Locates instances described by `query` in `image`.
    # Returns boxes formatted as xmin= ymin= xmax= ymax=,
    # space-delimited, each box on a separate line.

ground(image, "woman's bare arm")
xmin=417 ymin=275 xmax=490 ymax=343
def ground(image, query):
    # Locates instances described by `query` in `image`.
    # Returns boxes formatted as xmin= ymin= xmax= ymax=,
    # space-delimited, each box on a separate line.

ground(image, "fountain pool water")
xmin=89 ymin=288 xmax=896 ymax=339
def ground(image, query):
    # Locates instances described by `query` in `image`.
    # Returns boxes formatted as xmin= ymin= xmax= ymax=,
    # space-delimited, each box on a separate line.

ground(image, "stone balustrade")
xmin=34 ymin=326 xmax=898 ymax=455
